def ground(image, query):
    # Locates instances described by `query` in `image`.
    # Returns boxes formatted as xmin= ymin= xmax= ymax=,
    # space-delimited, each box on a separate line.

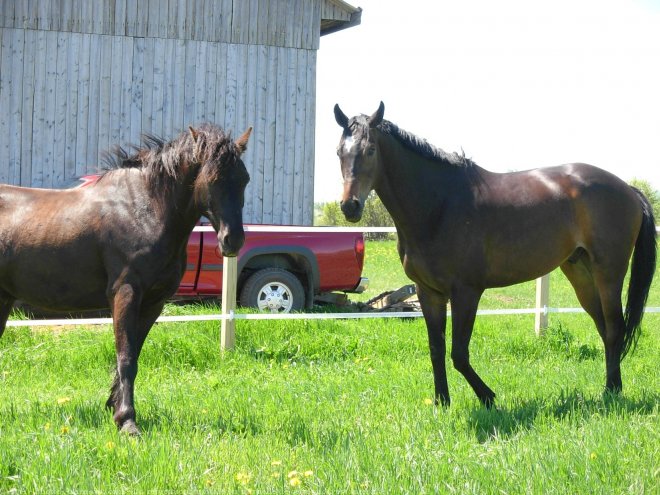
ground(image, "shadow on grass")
xmin=468 ymin=390 xmax=659 ymax=443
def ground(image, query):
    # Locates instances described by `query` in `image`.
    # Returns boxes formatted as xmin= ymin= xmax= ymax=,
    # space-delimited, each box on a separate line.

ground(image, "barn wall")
xmin=0 ymin=0 xmax=358 ymax=225
xmin=0 ymin=0 xmax=325 ymax=49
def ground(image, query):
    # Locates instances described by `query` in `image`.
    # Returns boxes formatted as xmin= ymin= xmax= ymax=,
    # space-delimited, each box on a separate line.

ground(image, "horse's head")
xmin=191 ymin=126 xmax=252 ymax=257
xmin=333 ymin=102 xmax=385 ymax=222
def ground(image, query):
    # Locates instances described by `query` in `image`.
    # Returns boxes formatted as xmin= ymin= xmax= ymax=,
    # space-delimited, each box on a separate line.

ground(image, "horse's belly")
xmin=6 ymin=270 xmax=109 ymax=311
xmin=482 ymin=231 xmax=575 ymax=287
xmin=0 ymin=253 xmax=110 ymax=311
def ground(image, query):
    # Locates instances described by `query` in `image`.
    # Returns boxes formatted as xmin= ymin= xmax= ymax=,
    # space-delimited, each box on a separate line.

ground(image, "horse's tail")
xmin=622 ymin=187 xmax=657 ymax=360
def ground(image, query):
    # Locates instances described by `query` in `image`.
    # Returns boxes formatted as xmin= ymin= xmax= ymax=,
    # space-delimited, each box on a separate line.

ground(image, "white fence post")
xmin=535 ymin=274 xmax=550 ymax=336
xmin=220 ymin=256 xmax=238 ymax=351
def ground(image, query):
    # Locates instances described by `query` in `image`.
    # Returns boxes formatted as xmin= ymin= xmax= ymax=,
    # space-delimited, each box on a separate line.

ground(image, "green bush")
xmin=315 ymin=192 xmax=395 ymax=240
xmin=629 ymin=178 xmax=660 ymax=221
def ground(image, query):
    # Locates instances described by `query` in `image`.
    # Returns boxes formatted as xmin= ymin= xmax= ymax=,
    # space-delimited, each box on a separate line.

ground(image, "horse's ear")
xmin=235 ymin=127 xmax=252 ymax=154
xmin=334 ymin=104 xmax=349 ymax=129
xmin=189 ymin=126 xmax=199 ymax=143
xmin=368 ymin=101 xmax=385 ymax=128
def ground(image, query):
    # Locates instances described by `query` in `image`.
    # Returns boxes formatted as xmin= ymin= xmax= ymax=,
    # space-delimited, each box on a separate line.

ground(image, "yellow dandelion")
xmin=590 ymin=452 xmax=597 ymax=460
xmin=205 ymin=479 xmax=215 ymax=487
xmin=271 ymin=471 xmax=281 ymax=479
xmin=303 ymin=470 xmax=314 ymax=477
xmin=287 ymin=470 xmax=299 ymax=479
xmin=57 ymin=397 xmax=71 ymax=405
xmin=289 ymin=477 xmax=301 ymax=487
xmin=60 ymin=425 xmax=70 ymax=434
xmin=423 ymin=398 xmax=434 ymax=406
xmin=271 ymin=460 xmax=282 ymax=466
xmin=235 ymin=472 xmax=251 ymax=485
xmin=44 ymin=422 xmax=51 ymax=431
xmin=105 ymin=441 xmax=116 ymax=450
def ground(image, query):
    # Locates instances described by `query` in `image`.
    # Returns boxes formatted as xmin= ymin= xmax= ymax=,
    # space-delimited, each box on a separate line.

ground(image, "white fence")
xmin=7 ymin=226 xmax=660 ymax=351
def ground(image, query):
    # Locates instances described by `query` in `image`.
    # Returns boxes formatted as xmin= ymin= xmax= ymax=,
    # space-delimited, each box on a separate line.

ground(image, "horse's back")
xmin=473 ymin=163 xmax=642 ymax=286
xmin=486 ymin=162 xmax=641 ymax=224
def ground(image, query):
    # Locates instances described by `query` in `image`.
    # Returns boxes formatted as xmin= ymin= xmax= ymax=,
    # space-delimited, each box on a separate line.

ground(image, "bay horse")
xmin=0 ymin=124 xmax=252 ymax=434
xmin=334 ymin=102 xmax=656 ymax=407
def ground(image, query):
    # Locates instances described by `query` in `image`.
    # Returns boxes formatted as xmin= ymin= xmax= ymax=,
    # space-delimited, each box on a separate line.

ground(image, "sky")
xmin=313 ymin=0 xmax=660 ymax=203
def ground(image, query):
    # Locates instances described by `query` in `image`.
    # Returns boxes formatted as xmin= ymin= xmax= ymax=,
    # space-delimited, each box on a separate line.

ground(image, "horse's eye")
xmin=367 ymin=147 xmax=376 ymax=156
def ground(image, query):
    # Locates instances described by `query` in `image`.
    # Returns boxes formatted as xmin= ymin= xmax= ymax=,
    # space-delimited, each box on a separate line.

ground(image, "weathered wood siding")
xmin=0 ymin=0 xmax=358 ymax=225
xmin=0 ymin=0 xmax=330 ymax=49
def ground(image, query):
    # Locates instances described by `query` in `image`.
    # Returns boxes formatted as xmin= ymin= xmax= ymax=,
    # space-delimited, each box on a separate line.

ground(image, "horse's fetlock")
xmin=114 ymin=406 xmax=136 ymax=427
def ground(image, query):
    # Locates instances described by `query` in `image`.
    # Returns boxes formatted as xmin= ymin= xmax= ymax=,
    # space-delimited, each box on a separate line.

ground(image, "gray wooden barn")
xmin=0 ymin=0 xmax=361 ymax=225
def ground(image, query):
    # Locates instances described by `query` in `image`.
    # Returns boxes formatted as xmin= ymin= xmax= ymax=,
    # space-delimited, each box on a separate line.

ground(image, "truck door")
xmin=177 ymin=226 xmax=203 ymax=294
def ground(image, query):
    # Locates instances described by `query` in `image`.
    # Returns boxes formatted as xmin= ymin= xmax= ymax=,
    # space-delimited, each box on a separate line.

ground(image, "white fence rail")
xmin=6 ymin=226 xmax=660 ymax=351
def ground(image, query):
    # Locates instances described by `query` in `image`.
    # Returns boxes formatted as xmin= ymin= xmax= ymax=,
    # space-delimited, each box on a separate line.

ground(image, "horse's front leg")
xmin=107 ymin=296 xmax=165 ymax=434
xmin=417 ymin=285 xmax=450 ymax=406
xmin=107 ymin=283 xmax=144 ymax=435
xmin=450 ymin=285 xmax=496 ymax=407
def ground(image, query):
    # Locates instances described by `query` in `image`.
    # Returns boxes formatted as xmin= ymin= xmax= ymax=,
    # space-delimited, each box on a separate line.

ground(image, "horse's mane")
xmin=101 ymin=123 xmax=235 ymax=182
xmin=377 ymin=119 xmax=475 ymax=168
xmin=348 ymin=114 xmax=474 ymax=168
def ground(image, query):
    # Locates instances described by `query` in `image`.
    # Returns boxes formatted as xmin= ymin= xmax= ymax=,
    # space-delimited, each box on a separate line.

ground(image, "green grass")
xmin=0 ymin=240 xmax=658 ymax=494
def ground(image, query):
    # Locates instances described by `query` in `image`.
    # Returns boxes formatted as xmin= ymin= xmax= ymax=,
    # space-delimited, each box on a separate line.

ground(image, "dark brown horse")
xmin=334 ymin=102 xmax=656 ymax=407
xmin=0 ymin=124 xmax=252 ymax=434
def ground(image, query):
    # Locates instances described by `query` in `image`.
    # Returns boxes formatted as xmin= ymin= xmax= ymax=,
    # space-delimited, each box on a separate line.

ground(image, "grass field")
xmin=0 ymin=240 xmax=658 ymax=494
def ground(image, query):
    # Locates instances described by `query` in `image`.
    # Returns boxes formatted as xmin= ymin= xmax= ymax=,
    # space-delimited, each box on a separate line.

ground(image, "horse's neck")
xmin=375 ymin=146 xmax=476 ymax=240
xmin=149 ymin=167 xmax=203 ymax=236
xmin=173 ymin=169 xmax=205 ymax=231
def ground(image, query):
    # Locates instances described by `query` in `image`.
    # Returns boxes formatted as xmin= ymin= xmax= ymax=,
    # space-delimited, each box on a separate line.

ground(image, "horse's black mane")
xmin=101 ymin=123 xmax=234 ymax=180
xmin=348 ymin=115 xmax=475 ymax=168
xmin=378 ymin=120 xmax=475 ymax=167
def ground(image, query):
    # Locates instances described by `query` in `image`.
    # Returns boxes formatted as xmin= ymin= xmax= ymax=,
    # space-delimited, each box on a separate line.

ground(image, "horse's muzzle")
xmin=340 ymin=198 xmax=363 ymax=223
xmin=219 ymin=228 xmax=245 ymax=257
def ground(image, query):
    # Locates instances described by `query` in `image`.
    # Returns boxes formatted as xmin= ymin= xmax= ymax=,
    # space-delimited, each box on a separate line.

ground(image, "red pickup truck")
xmin=179 ymin=220 xmax=367 ymax=312
xmin=75 ymin=176 xmax=367 ymax=312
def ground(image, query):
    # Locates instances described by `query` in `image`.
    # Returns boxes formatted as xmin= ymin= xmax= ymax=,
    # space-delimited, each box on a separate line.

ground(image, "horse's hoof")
xmin=119 ymin=421 xmax=141 ymax=436
xmin=481 ymin=395 xmax=496 ymax=409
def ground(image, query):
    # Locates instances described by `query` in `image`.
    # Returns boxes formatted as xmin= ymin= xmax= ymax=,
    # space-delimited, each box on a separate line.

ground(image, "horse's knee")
xmin=451 ymin=349 xmax=470 ymax=374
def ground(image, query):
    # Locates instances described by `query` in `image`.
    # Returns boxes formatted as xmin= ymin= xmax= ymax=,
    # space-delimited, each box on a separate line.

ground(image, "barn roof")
xmin=320 ymin=0 xmax=362 ymax=36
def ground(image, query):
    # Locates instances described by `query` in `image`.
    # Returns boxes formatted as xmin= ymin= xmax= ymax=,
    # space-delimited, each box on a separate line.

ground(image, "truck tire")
xmin=240 ymin=268 xmax=305 ymax=313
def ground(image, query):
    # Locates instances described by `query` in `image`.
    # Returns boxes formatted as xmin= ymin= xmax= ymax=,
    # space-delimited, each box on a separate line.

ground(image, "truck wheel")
xmin=240 ymin=268 xmax=305 ymax=313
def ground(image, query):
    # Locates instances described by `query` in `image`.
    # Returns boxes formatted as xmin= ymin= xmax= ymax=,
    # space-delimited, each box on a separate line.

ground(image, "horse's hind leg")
xmin=560 ymin=258 xmax=606 ymax=340
xmin=562 ymin=255 xmax=626 ymax=393
xmin=450 ymin=286 xmax=495 ymax=407
xmin=0 ymin=297 xmax=15 ymax=339
xmin=593 ymin=272 xmax=627 ymax=393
